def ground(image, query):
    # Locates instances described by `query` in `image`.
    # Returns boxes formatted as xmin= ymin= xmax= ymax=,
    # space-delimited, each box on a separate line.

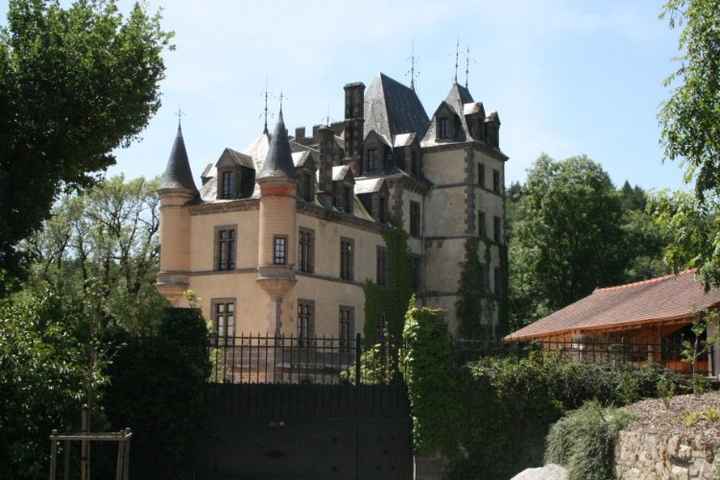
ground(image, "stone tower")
xmin=157 ymin=123 xmax=197 ymax=306
xmin=255 ymin=109 xmax=298 ymax=334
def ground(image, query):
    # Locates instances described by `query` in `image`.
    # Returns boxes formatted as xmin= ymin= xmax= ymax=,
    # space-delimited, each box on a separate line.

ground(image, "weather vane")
xmin=454 ymin=39 xmax=460 ymax=83
xmin=176 ymin=107 xmax=184 ymax=128
xmin=465 ymin=46 xmax=470 ymax=88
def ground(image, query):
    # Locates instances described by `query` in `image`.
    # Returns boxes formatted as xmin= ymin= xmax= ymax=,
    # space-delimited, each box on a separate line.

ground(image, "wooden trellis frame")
xmin=49 ymin=428 xmax=132 ymax=480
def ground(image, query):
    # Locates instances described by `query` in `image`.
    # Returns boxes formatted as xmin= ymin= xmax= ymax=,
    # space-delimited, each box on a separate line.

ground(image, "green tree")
xmin=509 ymin=155 xmax=628 ymax=326
xmin=649 ymin=190 xmax=720 ymax=285
xmin=0 ymin=0 xmax=173 ymax=285
xmin=659 ymin=0 xmax=720 ymax=201
xmin=21 ymin=175 xmax=166 ymax=333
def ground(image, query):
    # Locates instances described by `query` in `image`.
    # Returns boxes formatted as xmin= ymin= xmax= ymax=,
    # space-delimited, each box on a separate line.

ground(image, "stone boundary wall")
xmin=615 ymin=430 xmax=720 ymax=480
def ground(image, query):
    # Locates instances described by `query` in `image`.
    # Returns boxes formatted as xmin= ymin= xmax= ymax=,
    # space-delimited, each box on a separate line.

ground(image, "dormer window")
xmin=367 ymin=148 xmax=378 ymax=172
xmin=298 ymin=172 xmax=314 ymax=202
xmin=344 ymin=186 xmax=353 ymax=214
xmin=438 ymin=117 xmax=449 ymax=139
xmin=219 ymin=170 xmax=235 ymax=199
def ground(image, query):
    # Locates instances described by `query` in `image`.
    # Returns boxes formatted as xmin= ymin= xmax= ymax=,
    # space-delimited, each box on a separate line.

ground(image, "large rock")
xmin=510 ymin=464 xmax=568 ymax=480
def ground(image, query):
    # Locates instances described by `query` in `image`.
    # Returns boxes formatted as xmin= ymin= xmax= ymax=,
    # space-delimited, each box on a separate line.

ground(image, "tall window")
xmin=298 ymin=229 xmax=314 ymax=273
xmin=478 ymin=163 xmax=485 ymax=188
xmin=340 ymin=238 xmax=354 ymax=281
xmin=297 ymin=300 xmax=314 ymax=346
xmin=493 ymin=169 xmax=501 ymax=193
xmin=344 ymin=186 xmax=353 ymax=213
xmin=220 ymin=170 xmax=234 ymax=199
xmin=378 ymin=196 xmax=387 ymax=224
xmin=411 ymin=150 xmax=420 ymax=176
xmin=480 ymin=264 xmax=489 ymax=291
xmin=212 ymin=300 xmax=235 ymax=345
xmin=438 ymin=117 xmax=449 ymax=139
xmin=410 ymin=255 xmax=421 ymax=292
xmin=367 ymin=149 xmax=378 ymax=172
xmin=339 ymin=306 xmax=355 ymax=351
xmin=376 ymin=246 xmax=387 ymax=286
xmin=273 ymin=235 xmax=288 ymax=265
xmin=494 ymin=267 xmax=504 ymax=298
xmin=478 ymin=211 xmax=486 ymax=237
xmin=494 ymin=216 xmax=502 ymax=243
xmin=410 ymin=201 xmax=420 ymax=238
xmin=216 ymin=227 xmax=236 ymax=271
xmin=299 ymin=173 xmax=313 ymax=202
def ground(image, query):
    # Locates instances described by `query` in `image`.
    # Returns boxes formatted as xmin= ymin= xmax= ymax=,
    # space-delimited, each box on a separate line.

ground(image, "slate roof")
xmin=505 ymin=270 xmax=720 ymax=342
xmin=364 ymin=73 xmax=429 ymax=144
xmin=159 ymin=125 xmax=198 ymax=193
xmin=354 ymin=177 xmax=385 ymax=195
xmin=258 ymin=110 xmax=296 ymax=180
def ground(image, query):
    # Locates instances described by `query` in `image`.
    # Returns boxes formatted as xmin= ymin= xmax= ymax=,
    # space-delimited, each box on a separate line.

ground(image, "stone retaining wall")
xmin=615 ymin=430 xmax=720 ymax=480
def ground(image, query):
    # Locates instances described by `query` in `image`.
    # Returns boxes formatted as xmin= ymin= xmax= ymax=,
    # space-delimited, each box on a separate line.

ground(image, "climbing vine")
xmin=363 ymin=226 xmax=413 ymax=344
xmin=456 ymin=237 xmax=495 ymax=340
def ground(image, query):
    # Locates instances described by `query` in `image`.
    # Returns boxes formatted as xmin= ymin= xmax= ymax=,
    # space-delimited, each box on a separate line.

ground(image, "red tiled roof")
xmin=504 ymin=270 xmax=720 ymax=342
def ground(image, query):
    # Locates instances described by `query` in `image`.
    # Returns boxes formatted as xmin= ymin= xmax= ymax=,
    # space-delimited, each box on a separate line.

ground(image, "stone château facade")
xmin=156 ymin=73 xmax=508 ymax=342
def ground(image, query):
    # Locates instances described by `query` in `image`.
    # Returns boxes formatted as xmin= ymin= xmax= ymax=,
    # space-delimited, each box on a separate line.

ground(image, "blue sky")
xmin=1 ymin=0 xmax=687 ymax=190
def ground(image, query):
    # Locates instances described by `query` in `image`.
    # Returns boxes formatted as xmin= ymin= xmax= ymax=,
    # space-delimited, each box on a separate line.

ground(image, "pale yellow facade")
xmin=157 ymin=73 xmax=508 ymax=340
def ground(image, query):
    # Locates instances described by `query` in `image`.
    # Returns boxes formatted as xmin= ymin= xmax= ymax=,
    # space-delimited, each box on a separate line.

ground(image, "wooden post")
xmin=124 ymin=428 xmax=132 ymax=480
xmin=81 ymin=406 xmax=89 ymax=480
xmin=63 ymin=440 xmax=70 ymax=480
xmin=49 ymin=429 xmax=58 ymax=480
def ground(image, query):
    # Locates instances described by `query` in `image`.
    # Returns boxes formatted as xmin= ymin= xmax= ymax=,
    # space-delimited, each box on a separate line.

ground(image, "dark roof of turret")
xmin=258 ymin=110 xmax=296 ymax=180
xmin=364 ymin=73 xmax=429 ymax=143
xmin=446 ymin=82 xmax=474 ymax=105
xmin=159 ymin=124 xmax=198 ymax=193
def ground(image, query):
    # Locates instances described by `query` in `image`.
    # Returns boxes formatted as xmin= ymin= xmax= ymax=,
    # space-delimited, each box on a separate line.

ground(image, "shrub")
xmin=103 ymin=308 xmax=210 ymax=480
xmin=545 ymin=401 xmax=633 ymax=480
xmin=0 ymin=287 xmax=95 ymax=480
xmin=404 ymin=340 xmax=684 ymax=480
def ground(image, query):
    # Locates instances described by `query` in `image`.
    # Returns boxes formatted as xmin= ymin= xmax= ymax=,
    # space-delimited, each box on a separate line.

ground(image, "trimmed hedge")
xmin=102 ymin=307 xmax=210 ymax=480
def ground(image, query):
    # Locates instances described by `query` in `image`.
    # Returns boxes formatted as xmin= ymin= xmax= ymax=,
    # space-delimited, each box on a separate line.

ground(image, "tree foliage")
xmin=21 ymin=175 xmax=166 ymax=333
xmin=0 ymin=0 xmax=172 ymax=281
xmin=507 ymin=155 xmax=671 ymax=330
xmin=659 ymin=0 xmax=720 ymax=201
xmin=508 ymin=155 xmax=627 ymax=326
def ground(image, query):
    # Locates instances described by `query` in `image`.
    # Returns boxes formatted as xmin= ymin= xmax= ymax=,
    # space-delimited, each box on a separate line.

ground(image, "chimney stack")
xmin=295 ymin=127 xmax=306 ymax=143
xmin=343 ymin=82 xmax=365 ymax=176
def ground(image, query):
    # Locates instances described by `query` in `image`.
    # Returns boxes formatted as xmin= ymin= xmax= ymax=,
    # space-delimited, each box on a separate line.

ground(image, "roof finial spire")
xmin=454 ymin=39 xmax=460 ymax=84
xmin=176 ymin=107 xmax=184 ymax=132
xmin=465 ymin=46 xmax=470 ymax=89
xmin=263 ymin=77 xmax=269 ymax=134
xmin=410 ymin=40 xmax=416 ymax=91
xmin=279 ymin=90 xmax=284 ymax=121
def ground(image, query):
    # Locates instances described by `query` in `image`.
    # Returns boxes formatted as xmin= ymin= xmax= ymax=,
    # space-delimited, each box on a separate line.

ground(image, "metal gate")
xmin=198 ymin=334 xmax=413 ymax=480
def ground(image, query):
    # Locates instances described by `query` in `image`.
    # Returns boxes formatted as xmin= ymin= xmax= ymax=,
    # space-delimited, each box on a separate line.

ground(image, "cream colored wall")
xmin=291 ymin=276 xmax=365 ymax=337
xmin=189 ymin=209 xmax=259 ymax=271
xmin=423 ymin=149 xmax=466 ymax=184
xmin=159 ymin=193 xmax=193 ymax=273
xmin=259 ymin=191 xmax=297 ymax=267
xmin=423 ymin=188 xmax=466 ymax=237
xmin=296 ymin=213 xmax=384 ymax=284
xmin=189 ymin=271 xmax=273 ymax=333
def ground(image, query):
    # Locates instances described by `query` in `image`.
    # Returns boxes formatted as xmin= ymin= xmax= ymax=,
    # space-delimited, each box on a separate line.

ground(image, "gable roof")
xmin=505 ymin=270 xmax=720 ymax=342
xmin=159 ymin=125 xmax=198 ymax=193
xmin=216 ymin=148 xmax=254 ymax=169
xmin=364 ymin=73 xmax=429 ymax=144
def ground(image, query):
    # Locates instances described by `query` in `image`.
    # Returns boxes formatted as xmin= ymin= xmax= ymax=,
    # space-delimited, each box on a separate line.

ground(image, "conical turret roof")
xmin=159 ymin=124 xmax=198 ymax=193
xmin=258 ymin=110 xmax=296 ymax=180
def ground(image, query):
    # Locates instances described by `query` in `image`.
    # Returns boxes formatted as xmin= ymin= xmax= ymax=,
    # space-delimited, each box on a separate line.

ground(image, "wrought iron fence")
xmin=454 ymin=338 xmax=707 ymax=373
xmin=209 ymin=333 xmax=362 ymax=384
